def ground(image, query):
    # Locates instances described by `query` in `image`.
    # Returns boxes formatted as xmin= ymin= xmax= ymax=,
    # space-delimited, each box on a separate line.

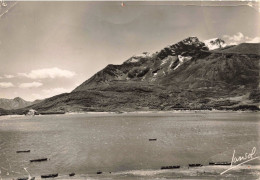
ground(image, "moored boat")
xmin=209 ymin=162 xmax=231 ymax=165
xmin=161 ymin=165 xmax=180 ymax=169
xmin=16 ymin=150 xmax=30 ymax=153
xmin=17 ymin=177 xmax=35 ymax=180
xmin=30 ymin=158 xmax=48 ymax=162
xmin=41 ymin=173 xmax=58 ymax=178
xmin=69 ymin=173 xmax=75 ymax=176
xmin=189 ymin=164 xmax=203 ymax=167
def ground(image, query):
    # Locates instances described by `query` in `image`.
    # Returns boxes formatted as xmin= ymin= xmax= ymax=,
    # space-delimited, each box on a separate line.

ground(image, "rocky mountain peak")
xmin=157 ymin=37 xmax=208 ymax=60
xmin=14 ymin=97 xmax=24 ymax=102
xmin=180 ymin=36 xmax=200 ymax=45
xmin=73 ymin=37 xmax=214 ymax=92
xmin=204 ymin=38 xmax=227 ymax=50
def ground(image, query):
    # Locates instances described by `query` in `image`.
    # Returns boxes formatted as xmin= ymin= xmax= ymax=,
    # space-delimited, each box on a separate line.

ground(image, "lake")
xmin=0 ymin=112 xmax=259 ymax=179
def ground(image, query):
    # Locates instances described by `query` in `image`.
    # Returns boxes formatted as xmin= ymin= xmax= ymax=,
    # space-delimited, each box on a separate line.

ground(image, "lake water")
xmin=0 ymin=112 xmax=259 ymax=180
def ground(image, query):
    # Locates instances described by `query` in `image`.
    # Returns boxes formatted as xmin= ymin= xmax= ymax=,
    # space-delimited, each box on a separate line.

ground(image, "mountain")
xmin=0 ymin=97 xmax=41 ymax=110
xmin=203 ymin=38 xmax=227 ymax=50
xmin=5 ymin=37 xmax=260 ymax=114
xmin=73 ymin=37 xmax=210 ymax=92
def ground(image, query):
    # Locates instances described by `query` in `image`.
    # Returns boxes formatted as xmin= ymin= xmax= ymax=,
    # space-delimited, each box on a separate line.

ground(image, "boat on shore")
xmin=161 ymin=165 xmax=180 ymax=169
xmin=41 ymin=173 xmax=58 ymax=178
xmin=69 ymin=173 xmax=75 ymax=176
xmin=30 ymin=158 xmax=48 ymax=162
xmin=16 ymin=150 xmax=30 ymax=153
xmin=209 ymin=162 xmax=231 ymax=165
xmin=17 ymin=177 xmax=35 ymax=180
xmin=189 ymin=164 xmax=203 ymax=167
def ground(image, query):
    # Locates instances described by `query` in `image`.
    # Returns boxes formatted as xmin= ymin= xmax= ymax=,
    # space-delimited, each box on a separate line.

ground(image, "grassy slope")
xmin=217 ymin=43 xmax=260 ymax=55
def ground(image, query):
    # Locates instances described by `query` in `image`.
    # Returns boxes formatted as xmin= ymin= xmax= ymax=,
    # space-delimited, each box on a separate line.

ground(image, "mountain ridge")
xmin=1 ymin=37 xmax=259 ymax=115
xmin=0 ymin=97 xmax=42 ymax=110
xmin=73 ymin=37 xmax=211 ymax=92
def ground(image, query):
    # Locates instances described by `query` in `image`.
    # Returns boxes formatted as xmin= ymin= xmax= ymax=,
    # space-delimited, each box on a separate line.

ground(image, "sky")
xmin=0 ymin=1 xmax=259 ymax=101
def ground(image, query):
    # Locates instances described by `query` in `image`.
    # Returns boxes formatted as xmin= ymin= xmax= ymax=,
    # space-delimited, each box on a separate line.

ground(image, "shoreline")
xmin=1 ymin=164 xmax=260 ymax=180
xmin=0 ymin=109 xmax=259 ymax=119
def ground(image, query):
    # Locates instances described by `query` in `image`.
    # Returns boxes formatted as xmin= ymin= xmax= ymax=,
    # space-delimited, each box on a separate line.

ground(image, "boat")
xmin=96 ymin=171 xmax=102 ymax=174
xmin=161 ymin=165 xmax=180 ymax=169
xmin=17 ymin=177 xmax=35 ymax=180
xmin=209 ymin=162 xmax=231 ymax=165
xmin=16 ymin=150 xmax=30 ymax=153
xmin=189 ymin=164 xmax=203 ymax=167
xmin=41 ymin=173 xmax=58 ymax=178
xmin=149 ymin=138 xmax=157 ymax=141
xmin=30 ymin=158 xmax=48 ymax=162
xmin=69 ymin=173 xmax=75 ymax=176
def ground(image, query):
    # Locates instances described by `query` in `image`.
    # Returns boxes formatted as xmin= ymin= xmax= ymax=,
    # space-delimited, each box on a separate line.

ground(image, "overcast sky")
xmin=0 ymin=1 xmax=259 ymax=101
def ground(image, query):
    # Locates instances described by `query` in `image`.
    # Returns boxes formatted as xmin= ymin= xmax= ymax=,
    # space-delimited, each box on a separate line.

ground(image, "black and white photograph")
xmin=0 ymin=1 xmax=259 ymax=179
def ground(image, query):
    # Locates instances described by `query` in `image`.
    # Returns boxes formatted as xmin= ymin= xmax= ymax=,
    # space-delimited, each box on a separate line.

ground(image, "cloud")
xmin=18 ymin=67 xmax=75 ymax=79
xmin=0 ymin=82 xmax=14 ymax=88
xmin=223 ymin=32 xmax=260 ymax=45
xmin=223 ymin=32 xmax=244 ymax=42
xmin=31 ymin=93 xmax=44 ymax=100
xmin=42 ymin=87 xmax=72 ymax=96
xmin=246 ymin=37 xmax=260 ymax=43
xmin=19 ymin=82 xmax=43 ymax=88
xmin=4 ymin=74 xmax=15 ymax=78
xmin=28 ymin=88 xmax=72 ymax=100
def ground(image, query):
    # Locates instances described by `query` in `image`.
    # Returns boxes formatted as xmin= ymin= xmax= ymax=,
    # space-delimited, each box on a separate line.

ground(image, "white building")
xmin=27 ymin=109 xmax=37 ymax=116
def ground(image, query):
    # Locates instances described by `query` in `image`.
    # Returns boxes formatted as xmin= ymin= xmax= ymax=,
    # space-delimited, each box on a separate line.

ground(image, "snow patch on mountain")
xmin=204 ymin=38 xmax=227 ymax=50
xmin=174 ymin=55 xmax=192 ymax=70
xmin=182 ymin=37 xmax=200 ymax=45
xmin=161 ymin=56 xmax=173 ymax=66
xmin=126 ymin=52 xmax=152 ymax=63
xmin=127 ymin=57 xmax=140 ymax=63
xmin=161 ymin=59 xmax=167 ymax=65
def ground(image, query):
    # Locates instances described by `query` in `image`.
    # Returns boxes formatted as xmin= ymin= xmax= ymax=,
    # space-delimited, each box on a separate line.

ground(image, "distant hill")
xmin=0 ymin=97 xmax=42 ymax=110
xmin=0 ymin=108 xmax=9 ymax=116
xmin=5 ymin=37 xmax=260 ymax=114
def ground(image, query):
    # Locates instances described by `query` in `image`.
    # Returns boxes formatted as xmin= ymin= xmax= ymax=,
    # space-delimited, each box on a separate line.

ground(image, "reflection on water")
xmin=0 ymin=112 xmax=259 ymax=179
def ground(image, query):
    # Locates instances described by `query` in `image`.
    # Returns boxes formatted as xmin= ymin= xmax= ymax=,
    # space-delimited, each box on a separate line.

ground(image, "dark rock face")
xmin=7 ymin=37 xmax=260 ymax=114
xmin=157 ymin=37 xmax=208 ymax=59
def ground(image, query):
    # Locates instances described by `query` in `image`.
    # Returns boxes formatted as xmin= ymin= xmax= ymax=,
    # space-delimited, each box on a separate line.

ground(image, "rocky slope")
xmin=4 ymin=37 xmax=260 ymax=114
xmin=73 ymin=37 xmax=211 ymax=91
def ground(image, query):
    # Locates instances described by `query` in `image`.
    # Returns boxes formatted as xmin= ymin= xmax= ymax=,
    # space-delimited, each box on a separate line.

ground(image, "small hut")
xmin=27 ymin=109 xmax=37 ymax=116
